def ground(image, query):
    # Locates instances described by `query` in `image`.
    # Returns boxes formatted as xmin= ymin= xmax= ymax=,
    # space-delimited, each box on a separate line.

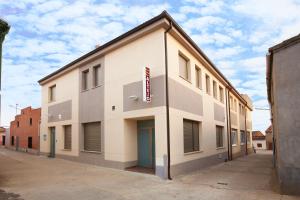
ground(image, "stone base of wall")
xmin=278 ymin=166 xmax=300 ymax=195
xmin=5 ymin=146 xmax=39 ymax=155
xmin=171 ymin=152 xmax=228 ymax=177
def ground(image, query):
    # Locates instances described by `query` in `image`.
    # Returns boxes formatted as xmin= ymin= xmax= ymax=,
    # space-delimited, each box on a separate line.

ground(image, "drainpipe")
xmin=226 ymin=88 xmax=232 ymax=161
xmin=164 ymin=20 xmax=172 ymax=180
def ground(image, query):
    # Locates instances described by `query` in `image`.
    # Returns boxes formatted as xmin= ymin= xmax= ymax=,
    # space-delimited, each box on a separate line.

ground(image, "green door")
xmin=49 ymin=127 xmax=55 ymax=158
xmin=137 ymin=120 xmax=155 ymax=168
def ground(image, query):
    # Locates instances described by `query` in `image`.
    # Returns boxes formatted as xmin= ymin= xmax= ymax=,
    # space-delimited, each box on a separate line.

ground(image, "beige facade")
xmin=39 ymin=11 xmax=252 ymax=178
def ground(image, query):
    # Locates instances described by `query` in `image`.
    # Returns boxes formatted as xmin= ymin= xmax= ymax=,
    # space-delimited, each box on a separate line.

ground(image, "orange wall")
xmin=10 ymin=107 xmax=41 ymax=150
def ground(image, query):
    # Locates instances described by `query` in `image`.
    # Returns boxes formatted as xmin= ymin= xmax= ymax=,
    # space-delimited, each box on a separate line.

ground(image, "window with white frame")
xmin=179 ymin=53 xmax=189 ymax=81
xmin=49 ymin=85 xmax=56 ymax=102
xmin=213 ymin=80 xmax=217 ymax=99
xmin=216 ymin=126 xmax=224 ymax=148
xmin=195 ymin=66 xmax=202 ymax=89
xmin=183 ymin=119 xmax=200 ymax=153
xmin=205 ymin=74 xmax=210 ymax=94
xmin=231 ymin=129 xmax=238 ymax=146
xmin=219 ymin=86 xmax=224 ymax=103
xmin=240 ymin=130 xmax=246 ymax=144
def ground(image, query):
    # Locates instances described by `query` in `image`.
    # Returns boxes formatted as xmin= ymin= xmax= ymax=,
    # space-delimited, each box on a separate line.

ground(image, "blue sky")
xmin=1 ymin=0 xmax=300 ymax=131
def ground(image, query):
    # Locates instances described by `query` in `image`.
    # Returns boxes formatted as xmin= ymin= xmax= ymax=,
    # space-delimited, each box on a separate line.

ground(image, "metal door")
xmin=49 ymin=127 xmax=55 ymax=158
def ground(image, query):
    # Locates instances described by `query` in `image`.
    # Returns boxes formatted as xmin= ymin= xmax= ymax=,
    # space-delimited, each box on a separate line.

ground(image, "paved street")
xmin=0 ymin=148 xmax=298 ymax=200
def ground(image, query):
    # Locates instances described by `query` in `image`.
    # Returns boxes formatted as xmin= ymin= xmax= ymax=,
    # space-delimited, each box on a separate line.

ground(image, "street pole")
xmin=0 ymin=19 xmax=10 ymax=126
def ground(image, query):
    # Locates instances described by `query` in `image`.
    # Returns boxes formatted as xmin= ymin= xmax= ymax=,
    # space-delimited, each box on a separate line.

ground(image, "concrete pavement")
xmin=0 ymin=148 xmax=298 ymax=200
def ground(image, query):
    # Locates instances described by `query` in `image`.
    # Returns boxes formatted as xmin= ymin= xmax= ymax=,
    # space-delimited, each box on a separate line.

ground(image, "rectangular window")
xmin=17 ymin=121 xmax=19 ymax=127
xmin=240 ymin=130 xmax=246 ymax=144
xmin=49 ymin=85 xmax=56 ymax=102
xmin=93 ymin=65 xmax=101 ymax=87
xmin=205 ymin=74 xmax=210 ymax=94
xmin=183 ymin=119 xmax=200 ymax=153
xmin=29 ymin=118 xmax=32 ymax=126
xmin=84 ymin=122 xmax=101 ymax=152
xmin=239 ymin=103 xmax=242 ymax=114
xmin=195 ymin=66 xmax=202 ymax=89
xmin=234 ymin=99 xmax=237 ymax=111
xmin=231 ymin=129 xmax=237 ymax=145
xmin=219 ymin=86 xmax=224 ymax=103
xmin=11 ymin=136 xmax=14 ymax=146
xmin=257 ymin=143 xmax=262 ymax=148
xmin=213 ymin=80 xmax=217 ymax=99
xmin=179 ymin=54 xmax=189 ymax=80
xmin=216 ymin=126 xmax=224 ymax=148
xmin=64 ymin=125 xmax=72 ymax=150
xmin=230 ymin=96 xmax=233 ymax=109
xmin=82 ymin=70 xmax=89 ymax=91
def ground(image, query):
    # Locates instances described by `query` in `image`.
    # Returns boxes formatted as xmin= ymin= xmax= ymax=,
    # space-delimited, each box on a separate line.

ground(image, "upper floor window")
xmin=219 ymin=86 xmax=224 ymax=103
xmin=179 ymin=53 xmax=190 ymax=81
xmin=93 ymin=65 xmax=101 ymax=87
xmin=29 ymin=118 xmax=32 ymax=126
xmin=195 ymin=66 xmax=202 ymax=89
xmin=82 ymin=70 xmax=89 ymax=91
xmin=205 ymin=74 xmax=210 ymax=94
xmin=17 ymin=121 xmax=19 ymax=127
xmin=213 ymin=80 xmax=217 ymax=99
xmin=49 ymin=85 xmax=56 ymax=102
xmin=233 ymin=99 xmax=237 ymax=111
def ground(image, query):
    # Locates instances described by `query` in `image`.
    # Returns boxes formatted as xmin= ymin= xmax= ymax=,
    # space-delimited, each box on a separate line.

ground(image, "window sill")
xmin=240 ymin=143 xmax=245 ymax=145
xmin=81 ymin=150 xmax=102 ymax=154
xmin=216 ymin=147 xmax=225 ymax=150
xmin=184 ymin=150 xmax=203 ymax=156
xmin=81 ymin=89 xmax=89 ymax=93
xmin=179 ymin=76 xmax=191 ymax=84
xmin=232 ymin=144 xmax=237 ymax=147
xmin=62 ymin=149 xmax=72 ymax=151
xmin=92 ymin=84 xmax=103 ymax=89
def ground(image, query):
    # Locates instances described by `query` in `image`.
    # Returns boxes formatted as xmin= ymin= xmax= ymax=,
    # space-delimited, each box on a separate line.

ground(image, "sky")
xmin=0 ymin=0 xmax=300 ymax=132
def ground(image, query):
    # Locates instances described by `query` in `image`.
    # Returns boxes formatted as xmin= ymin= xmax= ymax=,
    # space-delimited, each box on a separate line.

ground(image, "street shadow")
xmin=0 ymin=189 xmax=23 ymax=200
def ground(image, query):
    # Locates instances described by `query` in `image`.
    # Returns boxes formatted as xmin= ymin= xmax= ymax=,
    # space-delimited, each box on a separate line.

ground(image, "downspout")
xmin=164 ymin=20 xmax=172 ymax=180
xmin=226 ymin=88 xmax=232 ymax=161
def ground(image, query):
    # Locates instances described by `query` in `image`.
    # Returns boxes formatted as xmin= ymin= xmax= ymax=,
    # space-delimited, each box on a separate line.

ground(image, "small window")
xmin=231 ymin=129 xmax=237 ymax=145
xmin=49 ymin=85 xmax=56 ymax=102
xmin=205 ymin=74 xmax=210 ymax=94
xmin=195 ymin=66 xmax=202 ymax=89
xmin=240 ymin=130 xmax=246 ymax=144
xmin=257 ymin=143 xmax=262 ymax=148
xmin=239 ymin=103 xmax=242 ymax=114
xmin=17 ymin=121 xmax=19 ymax=127
xmin=216 ymin=126 xmax=224 ymax=148
xmin=179 ymin=54 xmax=189 ymax=80
xmin=230 ymin=96 xmax=233 ymax=109
xmin=93 ymin=65 xmax=101 ymax=87
xmin=11 ymin=136 xmax=14 ymax=146
xmin=213 ymin=80 xmax=217 ymax=99
xmin=82 ymin=70 xmax=89 ymax=91
xmin=183 ymin=119 xmax=200 ymax=153
xmin=64 ymin=125 xmax=72 ymax=150
xmin=29 ymin=118 xmax=32 ymax=126
xmin=219 ymin=86 xmax=224 ymax=103
xmin=234 ymin=99 xmax=237 ymax=111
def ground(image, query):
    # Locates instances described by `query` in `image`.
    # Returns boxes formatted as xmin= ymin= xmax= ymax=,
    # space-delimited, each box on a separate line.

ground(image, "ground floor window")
xmin=183 ymin=119 xmax=200 ymax=153
xmin=11 ymin=136 xmax=14 ymax=146
xmin=216 ymin=126 xmax=224 ymax=148
xmin=247 ymin=131 xmax=250 ymax=143
xmin=64 ymin=125 xmax=72 ymax=150
xmin=83 ymin=122 xmax=101 ymax=152
xmin=28 ymin=137 xmax=32 ymax=148
xmin=231 ymin=129 xmax=237 ymax=146
xmin=240 ymin=130 xmax=246 ymax=144
xmin=257 ymin=143 xmax=262 ymax=148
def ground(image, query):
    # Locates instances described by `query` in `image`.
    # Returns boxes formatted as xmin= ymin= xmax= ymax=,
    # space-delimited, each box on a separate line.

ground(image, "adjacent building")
xmin=0 ymin=126 xmax=5 ymax=146
xmin=252 ymin=131 xmax=266 ymax=150
xmin=9 ymin=107 xmax=41 ymax=153
xmin=39 ymin=11 xmax=253 ymax=179
xmin=265 ymin=125 xmax=273 ymax=150
xmin=267 ymin=33 xmax=300 ymax=195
